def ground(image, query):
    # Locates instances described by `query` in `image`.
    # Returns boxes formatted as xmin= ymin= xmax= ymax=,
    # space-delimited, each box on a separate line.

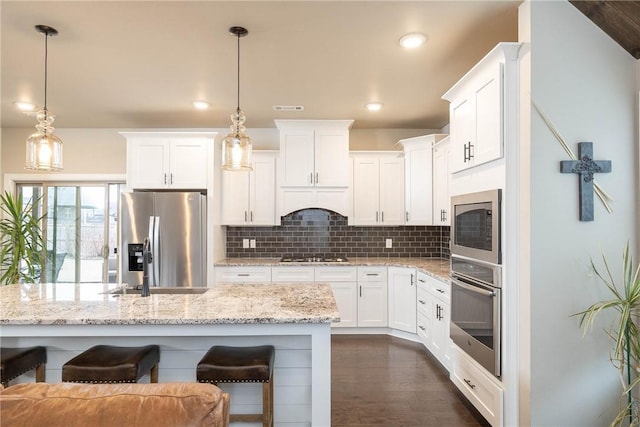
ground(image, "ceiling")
xmin=2 ymin=1 xmax=522 ymax=130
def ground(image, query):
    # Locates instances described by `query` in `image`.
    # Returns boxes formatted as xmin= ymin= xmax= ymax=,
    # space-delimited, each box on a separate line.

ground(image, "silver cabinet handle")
xmin=464 ymin=378 xmax=476 ymax=389
xmin=310 ymin=172 xmax=313 ymax=184
xmin=418 ymin=325 xmax=426 ymax=331
xmin=418 ymin=299 xmax=426 ymax=305
xmin=418 ymin=278 xmax=425 ymax=283
xmin=381 ymin=211 xmax=384 ymax=222
xmin=410 ymin=273 xmax=414 ymax=286
xmin=436 ymin=288 xmax=445 ymax=294
xmin=244 ymin=211 xmax=248 ymax=222
xmin=237 ymin=273 xmax=250 ymax=277
xmin=406 ymin=211 xmax=409 ymax=222
xmin=250 ymin=211 xmax=253 ymax=222
xmin=443 ymin=209 xmax=447 ymax=222
xmin=164 ymin=173 xmax=168 ymax=184
xmin=170 ymin=173 xmax=174 ymax=184
xmin=359 ymin=285 xmax=362 ymax=297
xmin=315 ymin=172 xmax=319 ymax=184
xmin=366 ymin=273 xmax=379 ymax=276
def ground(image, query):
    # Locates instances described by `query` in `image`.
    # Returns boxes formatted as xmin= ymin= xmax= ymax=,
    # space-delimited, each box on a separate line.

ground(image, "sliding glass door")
xmin=17 ymin=182 xmax=122 ymax=284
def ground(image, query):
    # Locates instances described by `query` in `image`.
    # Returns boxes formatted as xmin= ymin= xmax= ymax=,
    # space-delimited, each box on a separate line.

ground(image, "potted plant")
xmin=574 ymin=242 xmax=640 ymax=426
xmin=0 ymin=191 xmax=45 ymax=285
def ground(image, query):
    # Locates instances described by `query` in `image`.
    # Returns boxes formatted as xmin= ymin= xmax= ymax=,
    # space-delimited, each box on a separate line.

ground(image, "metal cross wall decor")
xmin=560 ymin=142 xmax=611 ymax=221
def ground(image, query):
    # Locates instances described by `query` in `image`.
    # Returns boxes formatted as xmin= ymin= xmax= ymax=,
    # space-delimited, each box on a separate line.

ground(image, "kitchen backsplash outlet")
xmin=226 ymin=209 xmax=450 ymax=259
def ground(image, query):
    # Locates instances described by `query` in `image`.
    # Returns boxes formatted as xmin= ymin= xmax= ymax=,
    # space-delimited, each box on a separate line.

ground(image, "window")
xmin=17 ymin=182 xmax=123 ymax=284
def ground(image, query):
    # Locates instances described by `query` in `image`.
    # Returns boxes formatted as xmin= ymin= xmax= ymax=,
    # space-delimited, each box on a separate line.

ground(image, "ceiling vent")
xmin=273 ymin=105 xmax=304 ymax=111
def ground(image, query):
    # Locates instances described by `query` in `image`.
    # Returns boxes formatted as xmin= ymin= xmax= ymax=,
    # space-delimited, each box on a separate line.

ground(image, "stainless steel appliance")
xmin=120 ymin=192 xmax=206 ymax=287
xmin=450 ymin=255 xmax=502 ymax=377
xmin=451 ymin=189 xmax=502 ymax=265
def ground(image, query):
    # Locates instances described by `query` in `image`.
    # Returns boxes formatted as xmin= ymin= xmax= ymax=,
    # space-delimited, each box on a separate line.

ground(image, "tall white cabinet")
xmin=400 ymin=134 xmax=447 ymax=225
xmin=350 ymin=152 xmax=405 ymax=226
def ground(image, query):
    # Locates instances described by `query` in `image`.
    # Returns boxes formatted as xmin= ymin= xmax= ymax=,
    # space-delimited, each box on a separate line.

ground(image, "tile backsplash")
xmin=226 ymin=209 xmax=450 ymax=259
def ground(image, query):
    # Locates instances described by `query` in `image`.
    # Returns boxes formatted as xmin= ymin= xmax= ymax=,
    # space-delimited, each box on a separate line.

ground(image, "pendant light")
xmin=221 ymin=26 xmax=253 ymax=171
xmin=25 ymin=25 xmax=63 ymax=171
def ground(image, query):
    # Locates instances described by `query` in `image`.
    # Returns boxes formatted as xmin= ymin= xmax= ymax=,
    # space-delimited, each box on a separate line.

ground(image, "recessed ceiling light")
xmin=365 ymin=102 xmax=383 ymax=112
xmin=399 ymin=33 xmax=426 ymax=49
xmin=14 ymin=101 xmax=37 ymax=112
xmin=192 ymin=100 xmax=210 ymax=110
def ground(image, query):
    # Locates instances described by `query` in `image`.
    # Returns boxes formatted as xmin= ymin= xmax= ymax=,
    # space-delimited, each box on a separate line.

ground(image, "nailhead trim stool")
xmin=62 ymin=345 xmax=160 ymax=384
xmin=1 ymin=346 xmax=47 ymax=387
xmin=197 ymin=345 xmax=275 ymax=427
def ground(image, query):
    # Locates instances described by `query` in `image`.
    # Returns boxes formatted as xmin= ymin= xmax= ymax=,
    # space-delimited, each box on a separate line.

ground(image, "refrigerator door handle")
xmin=153 ymin=216 xmax=160 ymax=286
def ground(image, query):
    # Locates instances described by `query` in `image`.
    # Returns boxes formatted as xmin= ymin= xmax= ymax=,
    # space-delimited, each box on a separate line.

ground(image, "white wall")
xmin=521 ymin=1 xmax=639 ymax=426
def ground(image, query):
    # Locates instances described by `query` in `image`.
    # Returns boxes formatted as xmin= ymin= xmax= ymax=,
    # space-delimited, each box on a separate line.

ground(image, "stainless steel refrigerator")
xmin=120 ymin=192 xmax=206 ymax=287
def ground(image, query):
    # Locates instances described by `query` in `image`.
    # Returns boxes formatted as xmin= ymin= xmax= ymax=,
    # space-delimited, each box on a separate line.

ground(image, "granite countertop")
xmin=215 ymin=257 xmax=451 ymax=283
xmin=0 ymin=282 xmax=339 ymax=326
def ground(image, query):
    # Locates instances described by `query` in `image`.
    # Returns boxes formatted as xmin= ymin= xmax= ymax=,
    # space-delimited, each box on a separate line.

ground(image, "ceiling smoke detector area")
xmin=273 ymin=105 xmax=304 ymax=111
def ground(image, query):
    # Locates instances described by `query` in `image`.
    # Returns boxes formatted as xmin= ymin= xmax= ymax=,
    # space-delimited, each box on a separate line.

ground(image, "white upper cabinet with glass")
xmin=442 ymin=43 xmax=520 ymax=173
xmin=122 ymin=132 xmax=214 ymax=190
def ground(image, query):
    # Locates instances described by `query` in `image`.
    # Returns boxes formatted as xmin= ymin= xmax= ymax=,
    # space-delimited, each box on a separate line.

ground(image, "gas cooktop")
xmin=279 ymin=256 xmax=349 ymax=263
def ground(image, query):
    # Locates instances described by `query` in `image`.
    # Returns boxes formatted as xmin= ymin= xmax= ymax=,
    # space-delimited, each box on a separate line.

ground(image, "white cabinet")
xmin=417 ymin=272 xmax=451 ymax=371
xmin=356 ymin=267 xmax=388 ymax=327
xmin=316 ymin=267 xmax=358 ymax=328
xmin=275 ymin=120 xmax=353 ymax=216
xmin=451 ymin=345 xmax=504 ymax=427
xmin=214 ymin=266 xmax=272 ymax=283
xmin=276 ymin=120 xmax=353 ymax=188
xmin=221 ymin=152 xmax=277 ymax=226
xmin=271 ymin=266 xmax=315 ymax=283
xmin=387 ymin=267 xmax=416 ymax=333
xmin=123 ymin=132 xmax=212 ymax=190
xmin=400 ymin=134 xmax=447 ymax=225
xmin=351 ymin=153 xmax=404 ymax=226
xmin=432 ymin=136 xmax=451 ymax=225
xmin=442 ymin=43 xmax=520 ymax=173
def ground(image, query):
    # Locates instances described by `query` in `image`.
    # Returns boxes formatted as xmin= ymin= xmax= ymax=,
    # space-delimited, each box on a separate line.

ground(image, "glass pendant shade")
xmin=25 ymin=109 xmax=63 ymax=171
xmin=221 ymin=108 xmax=252 ymax=171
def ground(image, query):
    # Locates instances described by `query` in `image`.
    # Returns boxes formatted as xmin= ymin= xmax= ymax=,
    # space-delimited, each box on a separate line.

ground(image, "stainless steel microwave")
xmin=450 ymin=189 xmax=502 ymax=265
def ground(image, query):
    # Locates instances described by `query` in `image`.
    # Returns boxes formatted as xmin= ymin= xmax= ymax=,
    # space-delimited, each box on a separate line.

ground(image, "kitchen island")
xmin=0 ymin=282 xmax=339 ymax=427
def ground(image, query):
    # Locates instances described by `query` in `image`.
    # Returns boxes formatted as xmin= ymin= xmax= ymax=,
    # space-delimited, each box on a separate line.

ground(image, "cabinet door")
xmin=170 ymin=140 xmax=208 ymax=189
xmin=432 ymin=138 xmax=450 ymax=225
xmin=281 ymin=129 xmax=315 ymax=186
xmin=358 ymin=281 xmax=388 ymax=327
xmin=221 ymin=170 xmax=250 ymax=225
xmin=379 ymin=156 xmax=405 ymax=225
xmin=404 ymin=146 xmax=432 ymax=224
xmin=330 ymin=282 xmax=358 ymax=328
xmin=449 ymin=96 xmax=474 ymax=173
xmin=129 ymin=139 xmax=170 ymax=189
xmin=473 ymin=63 xmax=503 ymax=167
xmin=387 ymin=267 xmax=417 ymax=333
xmin=431 ymin=299 xmax=451 ymax=371
xmin=352 ymin=156 xmax=380 ymax=225
xmin=314 ymin=128 xmax=349 ymax=187
xmin=250 ymin=154 xmax=276 ymax=225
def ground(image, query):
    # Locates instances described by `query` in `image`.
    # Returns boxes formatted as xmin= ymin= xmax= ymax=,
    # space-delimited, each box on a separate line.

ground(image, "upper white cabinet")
xmin=442 ymin=43 xmax=520 ymax=173
xmin=400 ymin=134 xmax=447 ymax=225
xmin=123 ymin=132 xmax=213 ymax=190
xmin=432 ymin=136 xmax=451 ymax=225
xmin=221 ymin=151 xmax=277 ymax=226
xmin=276 ymin=120 xmax=353 ymax=187
xmin=351 ymin=152 xmax=405 ymax=226
xmin=276 ymin=120 xmax=353 ymax=216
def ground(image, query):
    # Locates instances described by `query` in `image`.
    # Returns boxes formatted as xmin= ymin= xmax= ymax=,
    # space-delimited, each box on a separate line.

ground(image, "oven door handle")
xmin=452 ymin=278 xmax=496 ymax=298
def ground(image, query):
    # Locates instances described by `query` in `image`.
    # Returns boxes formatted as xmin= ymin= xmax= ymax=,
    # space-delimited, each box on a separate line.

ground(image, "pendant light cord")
xmin=43 ymin=31 xmax=49 ymax=110
xmin=236 ymin=32 xmax=240 ymax=112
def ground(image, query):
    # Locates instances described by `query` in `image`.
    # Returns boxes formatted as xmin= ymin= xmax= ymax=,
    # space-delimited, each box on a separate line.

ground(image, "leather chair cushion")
xmin=1 ymin=347 xmax=47 ymax=384
xmin=197 ymin=345 xmax=275 ymax=383
xmin=62 ymin=345 xmax=159 ymax=383
xmin=0 ymin=382 xmax=229 ymax=427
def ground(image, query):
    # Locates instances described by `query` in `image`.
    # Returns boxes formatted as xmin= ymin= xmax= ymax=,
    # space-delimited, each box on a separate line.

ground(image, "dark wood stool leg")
xmin=35 ymin=363 xmax=46 ymax=383
xmin=263 ymin=381 xmax=273 ymax=427
xmin=150 ymin=363 xmax=158 ymax=383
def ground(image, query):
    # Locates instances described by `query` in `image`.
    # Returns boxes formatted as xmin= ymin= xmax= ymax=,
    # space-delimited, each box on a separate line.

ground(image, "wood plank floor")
xmin=331 ymin=335 xmax=490 ymax=427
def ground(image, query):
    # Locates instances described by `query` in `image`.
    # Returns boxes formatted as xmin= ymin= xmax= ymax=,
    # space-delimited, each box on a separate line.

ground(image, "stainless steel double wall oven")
xmin=450 ymin=189 xmax=502 ymax=377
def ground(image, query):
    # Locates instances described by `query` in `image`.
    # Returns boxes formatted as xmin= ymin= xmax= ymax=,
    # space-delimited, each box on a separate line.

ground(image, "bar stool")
xmin=62 ymin=345 xmax=159 ymax=383
xmin=1 ymin=346 xmax=47 ymax=387
xmin=197 ymin=345 xmax=275 ymax=427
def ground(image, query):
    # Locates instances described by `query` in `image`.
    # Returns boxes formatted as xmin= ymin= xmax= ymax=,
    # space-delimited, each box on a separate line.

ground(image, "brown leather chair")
xmin=0 ymin=347 xmax=47 ymax=387
xmin=197 ymin=345 xmax=275 ymax=427
xmin=62 ymin=345 xmax=159 ymax=383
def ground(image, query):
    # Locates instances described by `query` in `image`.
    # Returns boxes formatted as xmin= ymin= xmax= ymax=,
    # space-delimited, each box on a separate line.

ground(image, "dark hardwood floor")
xmin=331 ymin=335 xmax=490 ymax=427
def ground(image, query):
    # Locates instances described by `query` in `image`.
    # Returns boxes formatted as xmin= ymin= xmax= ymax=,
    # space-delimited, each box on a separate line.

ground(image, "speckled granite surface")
xmin=0 ymin=283 xmax=339 ymax=326
xmin=215 ymin=257 xmax=451 ymax=282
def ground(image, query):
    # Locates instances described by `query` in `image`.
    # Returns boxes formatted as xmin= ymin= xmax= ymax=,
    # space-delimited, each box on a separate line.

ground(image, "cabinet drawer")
xmin=416 ymin=312 xmax=430 ymax=344
xmin=425 ymin=275 xmax=450 ymax=302
xmin=357 ymin=266 xmax=387 ymax=282
xmin=215 ymin=267 xmax=271 ymax=283
xmin=416 ymin=285 xmax=429 ymax=315
xmin=271 ymin=267 xmax=315 ymax=283
xmin=315 ymin=266 xmax=357 ymax=282
xmin=451 ymin=346 xmax=503 ymax=426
